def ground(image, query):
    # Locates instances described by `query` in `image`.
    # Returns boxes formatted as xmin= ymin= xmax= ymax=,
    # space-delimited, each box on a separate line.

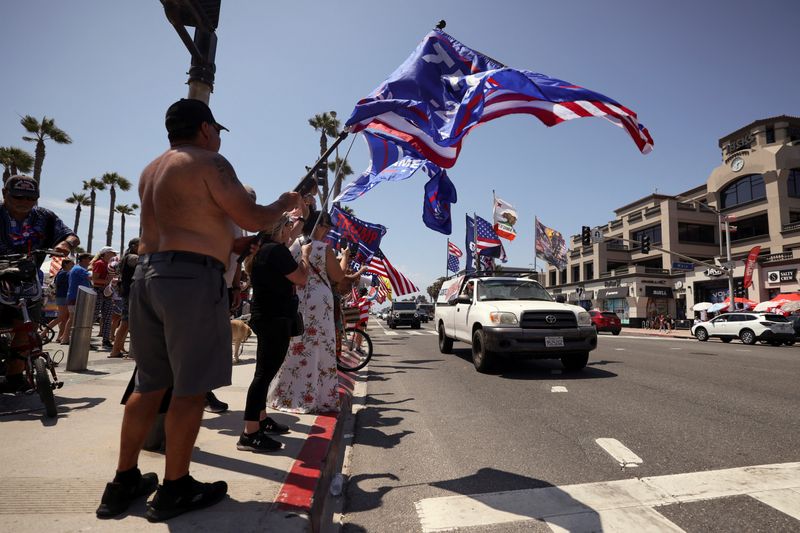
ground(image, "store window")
xmin=788 ymin=169 xmax=800 ymax=198
xmin=602 ymin=298 xmax=630 ymax=325
xmin=721 ymin=174 xmax=765 ymax=209
xmin=584 ymin=262 xmax=594 ymax=281
xmin=678 ymin=222 xmax=716 ymax=244
xmin=631 ymin=225 xmax=662 ymax=246
xmin=730 ymin=213 xmax=769 ymax=241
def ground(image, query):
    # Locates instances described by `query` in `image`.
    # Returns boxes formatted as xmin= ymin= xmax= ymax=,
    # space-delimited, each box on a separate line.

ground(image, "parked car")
xmin=589 ymin=310 xmax=621 ymax=335
xmin=691 ymin=312 xmax=795 ymax=345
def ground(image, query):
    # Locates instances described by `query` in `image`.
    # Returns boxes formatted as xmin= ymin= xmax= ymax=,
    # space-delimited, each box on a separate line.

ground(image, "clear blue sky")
xmin=2 ymin=0 xmax=798 ymax=293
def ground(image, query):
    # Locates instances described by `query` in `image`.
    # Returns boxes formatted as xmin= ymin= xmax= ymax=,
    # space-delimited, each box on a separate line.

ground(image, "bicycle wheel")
xmin=38 ymin=322 xmax=55 ymax=345
xmin=337 ymin=327 xmax=373 ymax=371
xmin=34 ymin=357 xmax=57 ymax=418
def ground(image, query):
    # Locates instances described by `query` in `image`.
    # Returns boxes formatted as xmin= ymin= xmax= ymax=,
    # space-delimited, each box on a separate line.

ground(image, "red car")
xmin=589 ymin=310 xmax=622 ymax=335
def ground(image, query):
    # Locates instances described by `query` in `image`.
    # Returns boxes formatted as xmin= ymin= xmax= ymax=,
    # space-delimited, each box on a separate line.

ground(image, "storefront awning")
xmin=598 ymin=287 xmax=629 ymax=299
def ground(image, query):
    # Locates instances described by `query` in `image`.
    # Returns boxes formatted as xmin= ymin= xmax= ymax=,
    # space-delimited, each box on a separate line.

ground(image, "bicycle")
xmin=0 ymin=250 xmax=65 ymax=417
xmin=336 ymin=304 xmax=373 ymax=372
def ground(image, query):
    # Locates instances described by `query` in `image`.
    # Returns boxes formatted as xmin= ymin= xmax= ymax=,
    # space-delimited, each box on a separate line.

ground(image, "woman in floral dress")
xmin=267 ymin=212 xmax=349 ymax=413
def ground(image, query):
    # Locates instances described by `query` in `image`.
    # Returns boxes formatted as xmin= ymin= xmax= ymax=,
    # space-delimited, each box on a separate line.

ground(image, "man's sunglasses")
xmin=10 ymin=194 xmax=37 ymax=201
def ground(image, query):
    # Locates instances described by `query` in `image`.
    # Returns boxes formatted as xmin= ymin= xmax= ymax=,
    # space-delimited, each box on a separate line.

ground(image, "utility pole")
xmin=725 ymin=217 xmax=735 ymax=310
xmin=161 ymin=0 xmax=222 ymax=105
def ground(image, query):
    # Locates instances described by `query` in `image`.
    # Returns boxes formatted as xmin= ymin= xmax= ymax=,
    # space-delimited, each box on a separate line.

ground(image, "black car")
xmin=387 ymin=301 xmax=421 ymax=329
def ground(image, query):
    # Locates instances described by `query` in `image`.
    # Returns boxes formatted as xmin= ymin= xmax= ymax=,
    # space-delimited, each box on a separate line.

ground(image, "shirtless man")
xmin=97 ymin=98 xmax=303 ymax=522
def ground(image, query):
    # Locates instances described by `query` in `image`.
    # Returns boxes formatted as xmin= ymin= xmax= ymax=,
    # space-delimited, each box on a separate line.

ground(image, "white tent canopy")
xmin=692 ymin=302 xmax=713 ymax=311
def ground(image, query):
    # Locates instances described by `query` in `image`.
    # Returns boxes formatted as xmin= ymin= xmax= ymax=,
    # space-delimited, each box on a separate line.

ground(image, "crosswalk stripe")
xmin=551 ymin=386 xmax=568 ymax=393
xmin=409 ymin=331 xmax=424 ymax=336
xmin=384 ymin=331 xmax=398 ymax=336
xmin=747 ymin=489 xmax=800 ymax=521
xmin=415 ymin=462 xmax=800 ymax=533
xmin=547 ymin=505 xmax=685 ymax=533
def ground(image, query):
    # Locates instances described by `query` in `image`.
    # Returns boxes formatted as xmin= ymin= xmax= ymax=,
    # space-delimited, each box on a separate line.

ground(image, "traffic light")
xmin=581 ymin=226 xmax=591 ymax=246
xmin=641 ymin=235 xmax=651 ymax=254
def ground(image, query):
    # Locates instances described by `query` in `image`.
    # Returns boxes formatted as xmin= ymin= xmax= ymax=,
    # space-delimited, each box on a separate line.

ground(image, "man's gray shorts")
xmin=130 ymin=251 xmax=231 ymax=397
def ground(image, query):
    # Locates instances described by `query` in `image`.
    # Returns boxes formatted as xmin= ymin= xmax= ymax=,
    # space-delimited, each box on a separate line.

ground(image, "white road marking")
xmin=595 ymin=438 xmax=643 ymax=468
xmin=670 ymin=348 xmax=683 ymax=350
xmin=551 ymin=386 xmax=568 ymax=393
xmin=409 ymin=331 xmax=424 ymax=336
xmin=415 ymin=462 xmax=800 ymax=533
xmin=750 ymin=488 xmax=800 ymax=521
xmin=736 ymin=349 xmax=752 ymax=352
xmin=614 ymin=348 xmax=626 ymax=351
xmin=547 ymin=505 xmax=686 ymax=533
xmin=384 ymin=331 xmax=398 ymax=336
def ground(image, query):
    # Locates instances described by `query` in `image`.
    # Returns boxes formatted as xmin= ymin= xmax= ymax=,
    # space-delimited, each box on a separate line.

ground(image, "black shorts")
xmin=130 ymin=251 xmax=231 ymax=397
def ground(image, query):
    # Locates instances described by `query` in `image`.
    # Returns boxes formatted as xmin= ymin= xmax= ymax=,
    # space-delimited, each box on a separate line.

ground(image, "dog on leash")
xmin=231 ymin=319 xmax=253 ymax=364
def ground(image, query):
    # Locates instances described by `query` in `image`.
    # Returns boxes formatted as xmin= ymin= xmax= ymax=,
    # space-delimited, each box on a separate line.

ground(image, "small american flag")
xmin=475 ymin=216 xmax=502 ymax=253
xmin=366 ymin=249 xmax=418 ymax=296
xmin=447 ymin=254 xmax=460 ymax=273
xmin=447 ymin=242 xmax=463 ymax=257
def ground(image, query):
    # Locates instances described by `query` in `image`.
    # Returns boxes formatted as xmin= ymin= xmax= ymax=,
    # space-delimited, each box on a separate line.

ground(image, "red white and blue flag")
xmin=465 ymin=214 xmax=505 ymax=272
xmin=366 ymin=249 xmax=419 ymax=296
xmin=448 ymin=241 xmax=463 ymax=257
xmin=345 ymin=29 xmax=653 ymax=171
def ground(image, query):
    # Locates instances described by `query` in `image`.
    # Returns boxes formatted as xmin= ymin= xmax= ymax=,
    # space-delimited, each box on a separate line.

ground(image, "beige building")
xmin=545 ymin=115 xmax=800 ymax=326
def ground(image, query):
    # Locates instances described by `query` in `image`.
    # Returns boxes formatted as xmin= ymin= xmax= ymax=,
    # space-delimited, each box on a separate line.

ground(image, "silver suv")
xmin=691 ymin=312 xmax=795 ymax=345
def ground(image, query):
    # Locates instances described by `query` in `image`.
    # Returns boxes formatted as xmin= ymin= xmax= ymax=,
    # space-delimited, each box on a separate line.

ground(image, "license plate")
xmin=545 ymin=336 xmax=564 ymax=347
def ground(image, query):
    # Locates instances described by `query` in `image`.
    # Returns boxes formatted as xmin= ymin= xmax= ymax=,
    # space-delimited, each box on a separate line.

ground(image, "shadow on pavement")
xmin=448 ymin=348 xmax=617 ymax=380
xmin=0 ymin=395 xmax=105 ymax=424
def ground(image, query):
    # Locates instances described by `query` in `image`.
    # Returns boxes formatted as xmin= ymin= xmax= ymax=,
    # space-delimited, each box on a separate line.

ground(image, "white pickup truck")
xmin=435 ymin=273 xmax=597 ymax=372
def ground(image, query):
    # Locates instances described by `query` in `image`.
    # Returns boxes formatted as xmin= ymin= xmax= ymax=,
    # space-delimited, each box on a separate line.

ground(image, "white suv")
xmin=691 ymin=312 xmax=795 ymax=345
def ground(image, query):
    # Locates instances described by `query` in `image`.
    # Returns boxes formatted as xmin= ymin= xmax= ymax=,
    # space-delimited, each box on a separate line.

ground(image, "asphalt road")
xmin=339 ymin=321 xmax=800 ymax=533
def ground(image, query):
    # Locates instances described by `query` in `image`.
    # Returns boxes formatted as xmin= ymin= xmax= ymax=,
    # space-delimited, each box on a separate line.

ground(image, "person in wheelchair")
xmin=0 ymin=175 xmax=78 ymax=392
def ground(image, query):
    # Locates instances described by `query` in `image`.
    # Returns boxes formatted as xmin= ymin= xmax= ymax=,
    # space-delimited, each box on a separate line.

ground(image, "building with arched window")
xmin=544 ymin=115 xmax=800 ymax=327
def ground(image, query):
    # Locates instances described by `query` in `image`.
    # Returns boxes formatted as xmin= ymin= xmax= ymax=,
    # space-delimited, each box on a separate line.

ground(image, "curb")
xmin=270 ymin=370 xmax=356 ymax=532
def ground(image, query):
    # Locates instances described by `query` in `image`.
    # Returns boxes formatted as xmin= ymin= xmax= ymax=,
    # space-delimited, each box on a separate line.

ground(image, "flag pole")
xmin=473 ymin=211 xmax=479 ymax=272
xmin=445 ymin=238 xmax=450 ymax=280
xmin=533 ymin=216 xmax=538 ymax=273
xmin=294 ymin=130 xmax=350 ymax=193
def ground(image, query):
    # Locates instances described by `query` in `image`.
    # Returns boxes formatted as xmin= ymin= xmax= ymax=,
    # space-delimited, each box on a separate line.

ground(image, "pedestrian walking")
xmin=91 ymin=246 xmax=117 ymax=349
xmin=51 ymin=258 xmax=74 ymax=343
xmin=96 ymin=98 xmax=304 ymax=522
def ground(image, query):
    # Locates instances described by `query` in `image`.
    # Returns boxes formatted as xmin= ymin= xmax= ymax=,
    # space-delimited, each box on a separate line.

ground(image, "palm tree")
xmin=115 ymin=203 xmax=139 ymax=254
xmin=20 ymin=115 xmax=72 ymax=186
xmin=65 ymin=192 xmax=91 ymax=236
xmin=0 ymin=146 xmax=34 ymax=183
xmin=101 ymin=172 xmax=132 ymax=246
xmin=308 ymin=111 xmax=340 ymax=200
xmin=327 ymin=156 xmax=354 ymax=199
xmin=82 ymin=178 xmax=105 ymax=253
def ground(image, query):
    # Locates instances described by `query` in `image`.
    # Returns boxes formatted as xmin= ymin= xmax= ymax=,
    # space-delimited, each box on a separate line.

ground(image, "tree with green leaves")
xmin=328 ymin=156 xmax=353 ymax=199
xmin=115 ymin=203 xmax=139 ymax=254
xmin=65 ymin=192 xmax=91 ymax=236
xmin=0 ymin=146 xmax=34 ymax=183
xmin=308 ymin=111 xmax=340 ymax=200
xmin=101 ymin=172 xmax=132 ymax=246
xmin=20 ymin=115 xmax=72 ymax=185
xmin=82 ymin=178 xmax=105 ymax=253
xmin=427 ymin=276 xmax=446 ymax=303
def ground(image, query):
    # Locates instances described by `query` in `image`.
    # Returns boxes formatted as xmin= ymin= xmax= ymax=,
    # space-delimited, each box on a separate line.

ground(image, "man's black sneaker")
xmin=237 ymin=430 xmax=282 ymax=453
xmin=145 ymin=477 xmax=227 ymax=522
xmin=204 ymin=391 xmax=228 ymax=413
xmin=96 ymin=472 xmax=158 ymax=518
xmin=259 ymin=416 xmax=290 ymax=434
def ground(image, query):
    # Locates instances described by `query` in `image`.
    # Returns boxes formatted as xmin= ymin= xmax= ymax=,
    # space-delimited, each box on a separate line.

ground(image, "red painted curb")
xmin=274 ymin=371 xmax=355 ymax=514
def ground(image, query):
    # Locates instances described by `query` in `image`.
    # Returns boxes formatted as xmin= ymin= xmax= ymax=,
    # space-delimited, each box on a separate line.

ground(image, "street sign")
xmin=727 ymin=225 xmax=737 ymax=233
xmin=672 ymin=261 xmax=694 ymax=271
xmin=721 ymin=261 xmax=737 ymax=270
xmin=705 ymin=267 xmax=725 ymax=277
xmin=591 ymin=228 xmax=604 ymax=244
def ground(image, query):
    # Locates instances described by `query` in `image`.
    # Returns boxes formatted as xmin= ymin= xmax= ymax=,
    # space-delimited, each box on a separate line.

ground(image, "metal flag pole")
xmin=446 ymin=238 xmax=450 ymax=280
xmin=473 ymin=212 xmax=479 ymax=272
xmin=533 ymin=216 xmax=538 ymax=273
xmin=307 ymin=132 xmax=356 ymax=239
xmin=294 ymin=130 xmax=350 ymax=194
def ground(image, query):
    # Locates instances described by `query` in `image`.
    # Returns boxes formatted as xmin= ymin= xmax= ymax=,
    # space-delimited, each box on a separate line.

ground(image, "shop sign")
xmin=672 ymin=261 xmax=694 ymax=271
xmin=722 ymin=133 xmax=755 ymax=156
xmin=705 ymin=267 xmax=725 ymax=277
xmin=598 ymin=287 xmax=628 ymax=299
xmin=645 ymin=286 xmax=673 ymax=298
xmin=766 ymin=269 xmax=797 ymax=284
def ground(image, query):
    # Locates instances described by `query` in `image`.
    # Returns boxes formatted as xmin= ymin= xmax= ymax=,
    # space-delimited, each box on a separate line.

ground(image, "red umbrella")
xmin=719 ymin=297 xmax=757 ymax=311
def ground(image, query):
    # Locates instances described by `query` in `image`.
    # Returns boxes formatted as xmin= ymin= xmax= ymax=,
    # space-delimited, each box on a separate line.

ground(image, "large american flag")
xmin=345 ymin=29 xmax=653 ymax=172
xmin=366 ymin=249 xmax=419 ymax=296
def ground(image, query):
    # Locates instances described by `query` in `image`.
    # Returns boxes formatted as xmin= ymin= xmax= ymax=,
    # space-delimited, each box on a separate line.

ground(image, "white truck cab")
xmin=435 ymin=271 xmax=597 ymax=372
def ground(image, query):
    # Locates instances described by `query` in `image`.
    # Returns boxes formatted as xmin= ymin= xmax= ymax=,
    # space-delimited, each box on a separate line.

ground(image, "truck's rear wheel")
xmin=438 ymin=322 xmax=453 ymax=354
xmin=471 ymin=329 xmax=495 ymax=373
xmin=561 ymin=352 xmax=589 ymax=372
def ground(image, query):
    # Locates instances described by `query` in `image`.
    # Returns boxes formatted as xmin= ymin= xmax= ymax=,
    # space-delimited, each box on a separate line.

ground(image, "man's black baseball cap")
xmin=4 ymin=175 xmax=40 ymax=199
xmin=165 ymin=98 xmax=229 ymax=135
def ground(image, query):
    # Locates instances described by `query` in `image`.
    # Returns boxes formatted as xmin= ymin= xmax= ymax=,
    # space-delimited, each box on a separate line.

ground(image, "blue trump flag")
xmin=422 ymin=167 xmax=457 ymax=235
xmin=345 ymin=28 xmax=653 ymax=169
xmin=326 ymin=205 xmax=387 ymax=264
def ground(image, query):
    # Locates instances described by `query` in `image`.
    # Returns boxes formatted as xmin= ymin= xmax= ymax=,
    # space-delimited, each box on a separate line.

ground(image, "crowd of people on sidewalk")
xmin=0 ymin=99 xmax=375 ymax=523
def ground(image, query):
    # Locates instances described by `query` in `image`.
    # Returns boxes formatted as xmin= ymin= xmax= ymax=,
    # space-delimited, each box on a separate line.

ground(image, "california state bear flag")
xmin=492 ymin=194 xmax=518 ymax=241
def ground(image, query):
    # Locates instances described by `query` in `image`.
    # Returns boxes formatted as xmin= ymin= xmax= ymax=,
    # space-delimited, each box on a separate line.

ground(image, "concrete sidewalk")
xmin=0 ymin=329 xmax=357 ymax=532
